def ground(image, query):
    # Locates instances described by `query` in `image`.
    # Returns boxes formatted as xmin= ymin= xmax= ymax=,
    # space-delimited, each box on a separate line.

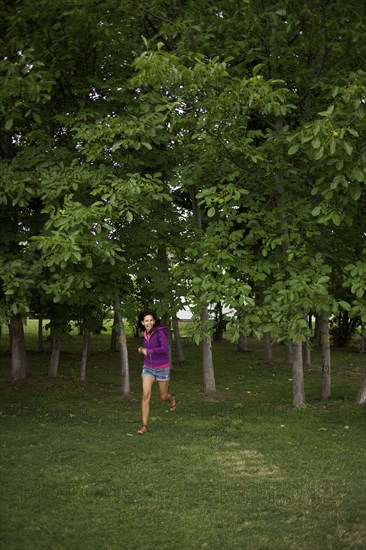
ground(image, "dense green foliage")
xmin=1 ymin=1 xmax=365 ymax=392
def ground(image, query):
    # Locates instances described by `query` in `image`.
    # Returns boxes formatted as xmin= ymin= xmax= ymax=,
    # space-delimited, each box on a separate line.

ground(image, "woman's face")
xmin=141 ymin=315 xmax=156 ymax=332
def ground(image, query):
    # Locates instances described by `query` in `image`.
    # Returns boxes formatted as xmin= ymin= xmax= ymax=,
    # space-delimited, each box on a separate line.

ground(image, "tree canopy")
xmin=1 ymin=0 xmax=365 ymax=401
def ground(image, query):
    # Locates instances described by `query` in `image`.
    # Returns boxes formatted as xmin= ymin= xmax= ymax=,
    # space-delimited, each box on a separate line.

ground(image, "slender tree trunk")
xmin=237 ymin=311 xmax=248 ymax=352
xmin=114 ymin=295 xmax=130 ymax=396
xmin=292 ymin=340 xmax=305 ymax=407
xmin=201 ymin=307 xmax=216 ymax=393
xmin=355 ymin=377 xmax=366 ymax=405
xmin=172 ymin=316 xmax=185 ymax=364
xmin=191 ymin=185 xmax=215 ymax=392
xmin=237 ymin=334 xmax=248 ymax=352
xmin=161 ymin=314 xmax=173 ymax=367
xmin=49 ymin=334 xmax=60 ymax=377
xmin=314 ymin=315 xmax=321 ymax=347
xmin=275 ymin=133 xmax=296 ymax=372
xmin=80 ymin=326 xmax=90 ymax=381
xmin=320 ymin=313 xmax=331 ymax=399
xmin=263 ymin=332 xmax=272 ymax=364
xmin=214 ymin=301 xmax=224 ymax=342
xmin=302 ymin=342 xmax=311 ymax=367
xmin=8 ymin=325 xmax=12 ymax=354
xmin=38 ymin=316 xmax=44 ymax=353
xmin=359 ymin=323 xmax=365 ymax=353
xmin=302 ymin=314 xmax=311 ymax=367
xmin=110 ymin=310 xmax=118 ymax=351
xmin=10 ymin=314 xmax=28 ymax=382
xmin=285 ymin=342 xmax=293 ymax=364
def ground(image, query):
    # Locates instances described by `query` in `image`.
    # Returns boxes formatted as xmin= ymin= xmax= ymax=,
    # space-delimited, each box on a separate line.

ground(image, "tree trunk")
xmin=110 ymin=310 xmax=118 ymax=351
xmin=172 ymin=316 xmax=185 ymax=364
xmin=201 ymin=307 xmax=216 ymax=393
xmin=80 ymin=326 xmax=90 ymax=381
xmin=355 ymin=377 xmax=366 ymax=405
xmin=161 ymin=314 xmax=173 ymax=367
xmin=8 ymin=324 xmax=12 ymax=354
xmin=10 ymin=314 xmax=28 ymax=382
xmin=237 ymin=311 xmax=248 ymax=352
xmin=49 ymin=334 xmax=60 ymax=377
xmin=237 ymin=334 xmax=248 ymax=352
xmin=320 ymin=313 xmax=331 ymax=399
xmin=302 ymin=314 xmax=311 ymax=367
xmin=285 ymin=342 xmax=293 ymax=365
xmin=292 ymin=340 xmax=305 ymax=406
xmin=38 ymin=316 xmax=44 ymax=353
xmin=214 ymin=301 xmax=224 ymax=342
xmin=302 ymin=341 xmax=311 ymax=367
xmin=359 ymin=323 xmax=365 ymax=353
xmin=191 ymin=185 xmax=216 ymax=392
xmin=263 ymin=332 xmax=272 ymax=364
xmin=114 ymin=295 xmax=130 ymax=396
xmin=314 ymin=315 xmax=321 ymax=347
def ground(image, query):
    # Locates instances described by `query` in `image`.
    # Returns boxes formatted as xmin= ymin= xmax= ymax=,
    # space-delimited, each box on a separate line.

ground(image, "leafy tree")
xmin=130 ymin=0 xmax=366 ymax=404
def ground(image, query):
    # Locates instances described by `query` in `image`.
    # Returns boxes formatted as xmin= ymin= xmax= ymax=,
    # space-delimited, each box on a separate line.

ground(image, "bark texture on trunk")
xmin=263 ymin=332 xmax=272 ymax=364
xmin=355 ymin=377 xmax=366 ymax=405
xmin=190 ymin=185 xmax=216 ymax=393
xmin=292 ymin=340 xmax=305 ymax=407
xmin=302 ymin=342 xmax=311 ymax=367
xmin=172 ymin=316 xmax=185 ymax=364
xmin=80 ymin=326 xmax=90 ymax=381
xmin=49 ymin=334 xmax=60 ymax=377
xmin=237 ymin=334 xmax=248 ymax=352
xmin=320 ymin=313 xmax=331 ymax=399
xmin=201 ymin=307 xmax=216 ymax=393
xmin=114 ymin=295 xmax=130 ymax=395
xmin=110 ymin=310 xmax=118 ymax=351
xmin=285 ymin=342 xmax=293 ymax=365
xmin=10 ymin=314 xmax=28 ymax=382
xmin=237 ymin=311 xmax=248 ymax=352
xmin=38 ymin=317 xmax=44 ymax=353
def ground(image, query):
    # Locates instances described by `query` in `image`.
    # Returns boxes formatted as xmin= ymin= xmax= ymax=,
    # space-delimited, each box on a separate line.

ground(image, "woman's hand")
xmin=138 ymin=347 xmax=147 ymax=356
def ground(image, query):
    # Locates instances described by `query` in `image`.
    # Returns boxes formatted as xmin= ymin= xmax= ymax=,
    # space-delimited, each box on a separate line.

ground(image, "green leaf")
xmin=319 ymin=104 xmax=334 ymax=117
xmin=33 ymin=111 xmax=42 ymax=124
xmin=5 ymin=119 xmax=13 ymax=131
xmin=253 ymin=63 xmax=264 ymax=76
xmin=329 ymin=138 xmax=336 ymax=155
xmin=311 ymin=137 xmax=321 ymax=149
xmin=288 ymin=144 xmax=299 ymax=155
xmin=353 ymin=169 xmax=364 ymax=183
xmin=111 ymin=141 xmax=123 ymax=152
xmin=350 ymin=183 xmax=362 ymax=201
xmin=314 ymin=146 xmax=324 ymax=160
xmin=332 ymin=212 xmax=341 ymax=226
xmin=207 ymin=207 xmax=216 ymax=218
xmin=339 ymin=300 xmax=351 ymax=311
xmin=343 ymin=141 xmax=353 ymax=156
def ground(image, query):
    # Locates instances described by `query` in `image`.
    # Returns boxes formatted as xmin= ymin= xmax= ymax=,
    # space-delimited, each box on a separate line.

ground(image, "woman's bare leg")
xmin=140 ymin=375 xmax=154 ymax=430
xmin=158 ymin=381 xmax=176 ymax=411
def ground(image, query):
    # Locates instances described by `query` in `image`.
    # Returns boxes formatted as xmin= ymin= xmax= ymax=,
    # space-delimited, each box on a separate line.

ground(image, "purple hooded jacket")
xmin=143 ymin=325 xmax=170 ymax=369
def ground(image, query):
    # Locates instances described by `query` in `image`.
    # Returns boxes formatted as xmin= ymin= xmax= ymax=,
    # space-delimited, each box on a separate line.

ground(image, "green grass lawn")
xmin=1 ymin=328 xmax=365 ymax=549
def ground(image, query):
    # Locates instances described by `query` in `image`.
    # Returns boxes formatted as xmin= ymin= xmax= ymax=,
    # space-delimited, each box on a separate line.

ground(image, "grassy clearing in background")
xmin=0 ymin=326 xmax=365 ymax=549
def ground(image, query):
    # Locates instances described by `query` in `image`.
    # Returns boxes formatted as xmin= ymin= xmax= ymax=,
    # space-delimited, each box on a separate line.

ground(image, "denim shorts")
xmin=142 ymin=366 xmax=170 ymax=381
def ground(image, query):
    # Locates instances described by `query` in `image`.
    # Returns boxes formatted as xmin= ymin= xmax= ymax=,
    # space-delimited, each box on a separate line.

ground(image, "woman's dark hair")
xmin=137 ymin=310 xmax=160 ymax=331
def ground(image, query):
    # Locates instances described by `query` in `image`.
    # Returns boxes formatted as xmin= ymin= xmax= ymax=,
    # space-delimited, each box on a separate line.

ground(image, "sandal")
xmin=137 ymin=424 xmax=148 ymax=435
xmin=169 ymin=394 xmax=176 ymax=412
